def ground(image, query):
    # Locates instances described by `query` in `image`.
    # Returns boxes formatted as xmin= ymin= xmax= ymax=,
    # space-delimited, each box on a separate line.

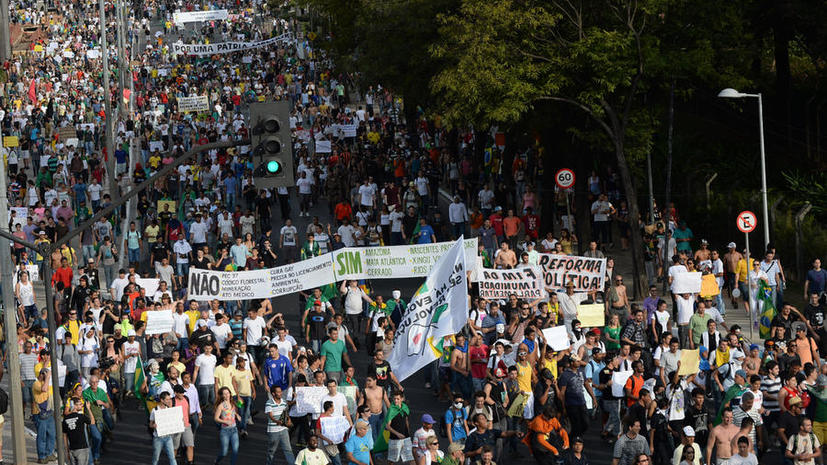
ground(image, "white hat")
xmin=127 ymin=329 xmax=136 ymax=337
xmin=727 ymin=242 xmax=736 ymax=249
xmin=683 ymin=426 xmax=695 ymax=437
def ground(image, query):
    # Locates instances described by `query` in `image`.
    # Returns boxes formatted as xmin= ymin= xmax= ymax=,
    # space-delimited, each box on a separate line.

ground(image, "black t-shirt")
xmin=684 ymin=401 xmax=714 ymax=438
xmin=368 ymin=361 xmax=393 ymax=388
xmin=778 ymin=411 xmax=799 ymax=441
xmin=102 ymin=307 xmax=122 ymax=335
xmin=627 ymin=403 xmax=648 ymax=437
xmin=465 ymin=428 xmax=503 ymax=454
xmin=191 ymin=328 xmax=215 ymax=347
xmin=62 ymin=412 xmax=89 ymax=449
xmin=306 ymin=311 xmax=329 ymax=341
xmin=192 ymin=256 xmax=210 ymax=270
xmin=771 ymin=314 xmax=793 ymax=341
xmin=151 ymin=242 xmax=169 ymax=263
xmin=598 ymin=367 xmax=615 ymax=400
xmin=389 ymin=410 xmax=409 ymax=438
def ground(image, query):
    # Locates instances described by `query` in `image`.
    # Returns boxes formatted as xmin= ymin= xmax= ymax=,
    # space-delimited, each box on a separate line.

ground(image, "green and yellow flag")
xmin=758 ymin=279 xmax=776 ymax=340
xmin=373 ymin=402 xmax=410 ymax=452
xmin=133 ymin=355 xmax=149 ymax=411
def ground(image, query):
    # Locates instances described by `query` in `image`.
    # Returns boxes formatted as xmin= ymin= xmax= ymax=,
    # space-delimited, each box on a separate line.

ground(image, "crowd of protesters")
xmin=3 ymin=0 xmax=827 ymax=465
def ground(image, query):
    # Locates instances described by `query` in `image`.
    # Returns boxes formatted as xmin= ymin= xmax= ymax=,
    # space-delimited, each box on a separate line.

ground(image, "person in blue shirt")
xmin=444 ymin=392 xmax=470 ymax=444
xmin=263 ymin=344 xmax=293 ymax=390
xmin=224 ymin=174 xmax=238 ymax=211
xmin=416 ymin=218 xmax=436 ymax=244
xmin=345 ymin=420 xmax=374 ymax=465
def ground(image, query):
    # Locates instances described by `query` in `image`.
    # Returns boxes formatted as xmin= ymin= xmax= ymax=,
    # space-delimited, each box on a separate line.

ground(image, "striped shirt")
xmin=732 ymin=406 xmax=762 ymax=446
xmin=760 ymin=375 xmax=782 ymax=412
xmin=20 ymin=352 xmax=38 ymax=380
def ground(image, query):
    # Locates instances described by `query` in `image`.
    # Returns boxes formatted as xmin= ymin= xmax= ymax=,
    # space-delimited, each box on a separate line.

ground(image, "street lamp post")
xmin=718 ymin=88 xmax=770 ymax=249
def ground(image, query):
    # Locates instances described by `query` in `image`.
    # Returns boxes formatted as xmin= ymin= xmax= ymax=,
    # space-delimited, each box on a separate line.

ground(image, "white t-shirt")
xmin=189 ymin=221 xmax=208 ymax=243
xmin=415 ymin=177 xmax=429 ymax=196
xmin=274 ymin=338 xmax=293 ymax=358
xmin=478 ymin=189 xmax=494 ymax=209
xmin=712 ymin=258 xmax=725 ymax=288
xmin=318 ymin=392 xmax=348 ymax=419
xmin=728 ymin=453 xmax=758 ymax=465
xmin=195 ymin=353 xmax=217 ymax=385
xmin=358 ymin=184 xmax=375 ymax=206
xmin=344 ymin=288 xmax=366 ymax=315
xmin=172 ymin=312 xmax=190 ymax=337
xmin=337 ymin=224 xmax=357 ymax=247
xmin=297 ymin=177 xmax=313 ymax=194
xmin=591 ymin=200 xmax=612 ymax=222
xmin=280 ymin=226 xmax=297 ymax=246
xmin=111 ymin=276 xmax=130 ymax=300
xmin=676 ymin=295 xmax=696 ymax=325
xmin=123 ymin=340 xmax=141 ymax=373
xmin=211 ymin=323 xmax=233 ymax=349
xmin=244 ymin=316 xmax=267 ymax=346
xmin=389 ymin=211 xmax=404 ymax=233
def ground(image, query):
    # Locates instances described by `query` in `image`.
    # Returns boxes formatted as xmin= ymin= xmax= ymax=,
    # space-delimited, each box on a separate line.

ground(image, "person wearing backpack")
xmin=443 ymin=393 xmax=470 ymax=444
xmin=523 ymin=405 xmax=569 ymax=465
xmin=785 ymin=417 xmax=821 ymax=465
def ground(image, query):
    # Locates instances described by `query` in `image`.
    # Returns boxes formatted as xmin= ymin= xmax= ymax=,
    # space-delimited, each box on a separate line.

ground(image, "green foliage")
xmin=783 ymin=171 xmax=827 ymax=217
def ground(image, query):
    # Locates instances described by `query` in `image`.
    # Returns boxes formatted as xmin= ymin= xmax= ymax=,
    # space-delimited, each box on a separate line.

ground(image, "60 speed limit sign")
xmin=736 ymin=211 xmax=757 ymax=233
xmin=555 ymin=168 xmax=575 ymax=190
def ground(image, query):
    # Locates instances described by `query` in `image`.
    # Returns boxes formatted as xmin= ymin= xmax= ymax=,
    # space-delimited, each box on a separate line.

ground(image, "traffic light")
xmin=250 ymin=102 xmax=294 ymax=188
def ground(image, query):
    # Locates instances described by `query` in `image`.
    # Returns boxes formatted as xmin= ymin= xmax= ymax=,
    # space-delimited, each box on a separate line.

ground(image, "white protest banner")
xmin=541 ymin=326 xmax=570 ymax=352
xmin=331 ymin=238 xmax=478 ymax=281
xmin=171 ymin=33 xmax=292 ymax=56
xmin=332 ymin=123 xmax=358 ymax=138
xmin=188 ymin=254 xmax=335 ymax=301
xmin=145 ymin=310 xmax=174 ymax=335
xmin=177 ymin=95 xmax=209 ymax=113
xmin=611 ymin=371 xmax=634 ymax=397
xmin=671 ymin=272 xmax=702 ymax=294
xmin=477 ymin=266 xmax=545 ymax=299
xmin=10 ymin=207 xmax=27 ymax=227
xmin=188 ymin=239 xmax=478 ymax=301
xmin=136 ymin=278 xmax=160 ymax=297
xmin=295 ymin=386 xmax=328 ymax=415
xmin=173 ymin=9 xmax=229 ymax=24
xmin=388 ymin=238 xmax=468 ymax=382
xmin=315 ymin=140 xmax=331 ymax=153
xmin=537 ymin=254 xmax=606 ymax=292
xmin=26 ymin=264 xmax=39 ymax=282
xmin=320 ymin=416 xmax=350 ymax=444
xmin=153 ymin=406 xmax=185 ymax=436
xmin=149 ymin=141 xmax=164 ymax=152
xmin=86 ymin=49 xmax=101 ymax=59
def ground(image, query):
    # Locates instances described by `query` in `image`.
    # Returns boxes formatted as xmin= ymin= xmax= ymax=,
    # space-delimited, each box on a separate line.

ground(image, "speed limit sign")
xmin=736 ymin=211 xmax=757 ymax=233
xmin=555 ymin=168 xmax=575 ymax=190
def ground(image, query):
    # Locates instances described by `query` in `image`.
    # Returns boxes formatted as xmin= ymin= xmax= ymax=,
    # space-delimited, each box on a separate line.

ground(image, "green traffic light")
xmin=267 ymin=160 xmax=281 ymax=173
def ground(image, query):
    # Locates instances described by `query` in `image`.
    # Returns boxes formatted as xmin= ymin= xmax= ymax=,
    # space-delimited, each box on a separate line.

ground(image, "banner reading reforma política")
xmin=171 ymin=34 xmax=293 ymax=56
xmin=187 ymin=238 xmax=478 ymax=301
xmin=172 ymin=9 xmax=229 ymax=24
xmin=477 ymin=266 xmax=546 ymax=299
xmin=536 ymin=253 xmax=607 ymax=292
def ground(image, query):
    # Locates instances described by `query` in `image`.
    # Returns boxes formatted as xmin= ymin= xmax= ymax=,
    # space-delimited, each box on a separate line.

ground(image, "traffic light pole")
xmin=0 ymin=139 xmax=248 ymax=465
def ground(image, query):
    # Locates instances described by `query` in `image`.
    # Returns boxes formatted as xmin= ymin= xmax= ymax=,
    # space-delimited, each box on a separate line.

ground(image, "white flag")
xmin=388 ymin=238 xmax=469 ymax=382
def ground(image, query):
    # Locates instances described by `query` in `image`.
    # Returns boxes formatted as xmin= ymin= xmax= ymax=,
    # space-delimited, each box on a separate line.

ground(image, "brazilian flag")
xmin=373 ymin=402 xmax=410 ymax=452
xmin=133 ymin=356 xmax=150 ymax=412
xmin=409 ymin=218 xmax=421 ymax=244
xmin=758 ymin=279 xmax=776 ymax=340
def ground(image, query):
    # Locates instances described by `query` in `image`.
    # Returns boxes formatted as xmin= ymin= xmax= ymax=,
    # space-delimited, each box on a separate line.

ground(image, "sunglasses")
xmin=518 ymin=351 xmax=528 ymax=356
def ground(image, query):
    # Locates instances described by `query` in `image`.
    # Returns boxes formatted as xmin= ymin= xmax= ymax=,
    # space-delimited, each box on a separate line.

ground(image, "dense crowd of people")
xmin=3 ymin=1 xmax=827 ymax=465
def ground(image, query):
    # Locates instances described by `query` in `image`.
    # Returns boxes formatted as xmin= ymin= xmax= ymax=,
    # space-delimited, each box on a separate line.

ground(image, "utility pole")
xmin=0 ymin=0 xmax=10 ymax=61
xmin=117 ymin=0 xmax=128 ymax=119
xmin=0 ymin=160 xmax=28 ymax=465
xmin=100 ymin=0 xmax=118 ymax=202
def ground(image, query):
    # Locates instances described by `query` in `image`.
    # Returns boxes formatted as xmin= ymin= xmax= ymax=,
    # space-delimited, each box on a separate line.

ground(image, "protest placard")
xmin=477 ymin=266 xmax=545 ymax=299
xmin=173 ymin=9 xmax=229 ymax=24
xmin=177 ymin=96 xmax=209 ymax=112
xmin=295 ymin=386 xmax=328 ymax=415
xmin=157 ymin=200 xmax=176 ymax=214
xmin=153 ymin=407 xmax=185 ymax=436
xmin=145 ymin=310 xmax=174 ymax=335
xmin=677 ymin=349 xmax=701 ymax=376
xmin=700 ymin=274 xmax=720 ymax=297
xmin=611 ymin=371 xmax=634 ymax=397
xmin=320 ymin=416 xmax=350 ymax=444
xmin=57 ymin=126 xmax=77 ymax=141
xmin=136 ymin=278 xmax=160 ymax=297
xmin=577 ymin=304 xmax=605 ymax=328
xmin=315 ymin=140 xmax=331 ymax=153
xmin=537 ymin=254 xmax=606 ymax=292
xmin=149 ymin=141 xmax=164 ymax=153
xmin=672 ymin=272 xmax=702 ymax=294
xmin=3 ymin=136 xmax=18 ymax=147
xmin=541 ymin=326 xmax=570 ymax=352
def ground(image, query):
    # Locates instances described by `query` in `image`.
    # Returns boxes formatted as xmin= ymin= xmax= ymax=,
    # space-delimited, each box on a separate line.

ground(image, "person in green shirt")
xmin=673 ymin=221 xmax=694 ymax=253
xmin=320 ymin=327 xmax=350 ymax=383
xmin=687 ymin=302 xmax=712 ymax=349
xmin=301 ymin=233 xmax=321 ymax=260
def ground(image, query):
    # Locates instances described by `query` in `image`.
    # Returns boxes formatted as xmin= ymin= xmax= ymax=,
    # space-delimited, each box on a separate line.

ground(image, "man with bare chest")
xmin=723 ymin=243 xmax=743 ymax=305
xmin=362 ymin=375 xmax=389 ymax=441
xmin=608 ymin=275 xmax=630 ymax=320
xmin=706 ymin=408 xmax=740 ymax=465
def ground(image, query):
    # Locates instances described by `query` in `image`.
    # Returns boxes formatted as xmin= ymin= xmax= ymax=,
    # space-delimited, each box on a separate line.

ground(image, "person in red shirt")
xmin=502 ymin=209 xmax=522 ymax=250
xmin=51 ymin=257 xmax=73 ymax=290
xmin=488 ymin=207 xmax=504 ymax=243
xmin=522 ymin=207 xmax=540 ymax=241
xmin=334 ymin=200 xmax=353 ymax=224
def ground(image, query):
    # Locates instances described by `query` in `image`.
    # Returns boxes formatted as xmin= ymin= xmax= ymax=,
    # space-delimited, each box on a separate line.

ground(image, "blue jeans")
xmin=82 ymin=244 xmax=96 ymax=263
xmin=176 ymin=262 xmax=189 ymax=278
xmin=452 ymin=222 xmax=466 ymax=239
xmin=176 ymin=337 xmax=189 ymax=352
xmin=88 ymin=423 xmax=102 ymax=460
xmin=217 ymin=426 xmax=239 ymax=465
xmin=238 ymin=396 xmax=251 ymax=433
xmin=152 ymin=435 xmax=177 ymax=465
xmin=35 ymin=412 xmax=56 ymax=459
xmin=265 ymin=429 xmax=295 ymax=465
xmin=600 ymin=398 xmax=621 ymax=436
xmin=369 ymin=413 xmax=385 ymax=442
xmin=128 ymin=247 xmax=140 ymax=264
xmin=197 ymin=384 xmax=215 ymax=410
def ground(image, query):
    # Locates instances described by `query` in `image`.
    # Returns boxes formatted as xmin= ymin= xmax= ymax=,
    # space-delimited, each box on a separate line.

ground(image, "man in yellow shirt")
xmin=214 ymin=352 xmax=237 ymax=398
xmin=33 ymin=368 xmax=57 ymax=462
xmin=735 ymin=253 xmax=756 ymax=304
xmin=186 ymin=301 xmax=201 ymax=335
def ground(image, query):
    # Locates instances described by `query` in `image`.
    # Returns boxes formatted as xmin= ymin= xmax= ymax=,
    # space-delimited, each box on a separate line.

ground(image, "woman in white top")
xmin=417 ymin=437 xmax=444 ymax=465
xmin=15 ymin=270 xmax=36 ymax=322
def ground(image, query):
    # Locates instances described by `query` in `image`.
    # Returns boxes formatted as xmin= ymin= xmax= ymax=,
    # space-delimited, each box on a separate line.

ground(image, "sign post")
xmin=737 ymin=210 xmax=757 ymax=339
xmin=555 ymin=169 xmax=575 ymax=233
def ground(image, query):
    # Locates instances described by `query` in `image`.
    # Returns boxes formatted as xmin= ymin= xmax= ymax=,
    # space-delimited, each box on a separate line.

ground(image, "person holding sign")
xmin=149 ymin=392 xmax=178 ymax=465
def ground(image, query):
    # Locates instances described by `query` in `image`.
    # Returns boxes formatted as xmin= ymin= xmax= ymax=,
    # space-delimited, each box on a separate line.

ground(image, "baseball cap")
xmin=749 ymin=344 xmax=759 ymax=351
xmin=421 ymin=414 xmax=436 ymax=424
xmin=127 ymin=330 xmax=137 ymax=336
xmin=727 ymin=242 xmax=736 ymax=248
xmin=734 ymin=369 xmax=747 ymax=380
xmin=793 ymin=321 xmax=807 ymax=333
xmin=683 ymin=426 xmax=695 ymax=437
xmin=314 ymin=300 xmax=322 ymax=306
